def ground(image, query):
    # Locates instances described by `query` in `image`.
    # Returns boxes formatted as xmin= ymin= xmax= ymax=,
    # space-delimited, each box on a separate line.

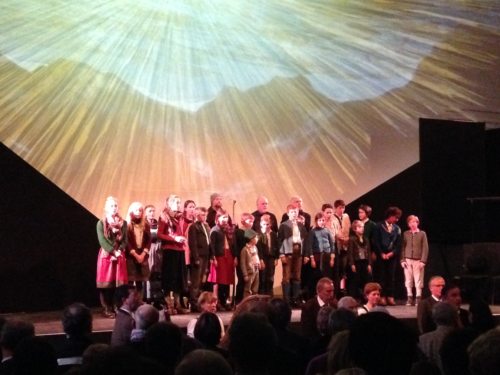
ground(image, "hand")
xmin=368 ymin=265 xmax=372 ymax=274
xmin=329 ymin=258 xmax=335 ymax=268
xmin=351 ymin=265 xmax=356 ymax=273
xmin=401 ymin=261 xmax=408 ymax=269
xmin=419 ymin=261 xmax=425 ymax=269
xmin=310 ymin=258 xmax=316 ymax=268
xmin=260 ymin=260 xmax=265 ymax=270
xmin=114 ymin=250 xmax=122 ymax=258
xmin=211 ymin=258 xmax=218 ymax=267
xmin=274 ymin=260 xmax=279 ymax=267
xmin=174 ymin=235 xmax=186 ymax=243
xmin=303 ymin=257 xmax=310 ymax=265
xmin=234 ymin=258 xmax=238 ymax=267
xmin=281 ymin=256 xmax=287 ymax=265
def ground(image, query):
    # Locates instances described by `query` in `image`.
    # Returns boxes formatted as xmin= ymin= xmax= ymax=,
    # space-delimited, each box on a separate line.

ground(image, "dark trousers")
xmin=235 ymin=261 xmax=245 ymax=304
xmin=376 ymin=256 xmax=397 ymax=297
xmin=259 ymin=256 xmax=276 ymax=295
xmin=189 ymin=255 xmax=209 ymax=304
xmin=348 ymin=259 xmax=372 ymax=301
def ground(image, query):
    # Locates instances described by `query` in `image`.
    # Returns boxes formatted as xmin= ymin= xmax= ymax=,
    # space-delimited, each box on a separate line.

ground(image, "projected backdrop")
xmin=1 ymin=0 xmax=499 ymax=217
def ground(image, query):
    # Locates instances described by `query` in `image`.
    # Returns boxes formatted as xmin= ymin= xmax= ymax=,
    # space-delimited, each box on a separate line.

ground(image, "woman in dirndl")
xmin=96 ymin=196 xmax=128 ymax=318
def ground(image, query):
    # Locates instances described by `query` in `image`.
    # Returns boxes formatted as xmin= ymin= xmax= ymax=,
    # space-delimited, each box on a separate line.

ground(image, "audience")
xmin=418 ymin=302 xmax=457 ymax=372
xmin=175 ymin=349 xmax=232 ymax=375
xmin=468 ymin=328 xmax=500 ymax=375
xmin=55 ymin=302 xmax=93 ymax=373
xmin=0 ymin=319 xmax=35 ymax=375
xmin=110 ymin=286 xmax=142 ymax=347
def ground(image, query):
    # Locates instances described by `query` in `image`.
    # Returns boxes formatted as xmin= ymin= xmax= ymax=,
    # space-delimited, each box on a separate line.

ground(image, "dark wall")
xmin=0 ymin=143 xmax=99 ymax=313
xmin=419 ymin=119 xmax=486 ymax=244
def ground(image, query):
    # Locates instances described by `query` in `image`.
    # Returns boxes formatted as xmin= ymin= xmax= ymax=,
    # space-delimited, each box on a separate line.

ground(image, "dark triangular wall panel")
xmin=0 ymin=143 xmax=99 ymax=313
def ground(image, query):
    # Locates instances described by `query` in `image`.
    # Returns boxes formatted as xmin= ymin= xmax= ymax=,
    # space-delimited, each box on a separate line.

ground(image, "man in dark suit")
xmin=252 ymin=196 xmax=279 ymax=233
xmin=0 ymin=319 xmax=35 ymax=375
xmin=417 ymin=275 xmax=446 ymax=334
xmin=187 ymin=207 xmax=211 ymax=311
xmin=300 ymin=277 xmax=336 ymax=339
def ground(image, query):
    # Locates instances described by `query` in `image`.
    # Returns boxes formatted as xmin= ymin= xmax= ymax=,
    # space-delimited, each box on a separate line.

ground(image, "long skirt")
xmin=162 ymin=249 xmax=187 ymax=294
xmin=216 ymin=247 xmax=235 ymax=285
xmin=96 ymin=248 xmax=128 ymax=288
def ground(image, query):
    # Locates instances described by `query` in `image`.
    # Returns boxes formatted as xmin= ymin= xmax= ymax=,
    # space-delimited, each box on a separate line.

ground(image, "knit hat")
xmin=244 ymin=229 xmax=258 ymax=243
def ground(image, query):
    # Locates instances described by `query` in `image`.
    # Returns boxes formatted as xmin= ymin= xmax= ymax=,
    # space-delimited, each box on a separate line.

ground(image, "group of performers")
xmin=95 ymin=193 xmax=428 ymax=317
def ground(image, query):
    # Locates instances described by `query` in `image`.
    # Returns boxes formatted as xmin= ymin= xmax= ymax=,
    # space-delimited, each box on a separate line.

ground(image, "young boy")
xmin=240 ymin=230 xmax=260 ymax=297
xmin=278 ymin=204 xmax=308 ymax=306
xmin=401 ymin=215 xmax=429 ymax=306
xmin=257 ymin=214 xmax=279 ymax=296
xmin=306 ymin=212 xmax=336 ymax=289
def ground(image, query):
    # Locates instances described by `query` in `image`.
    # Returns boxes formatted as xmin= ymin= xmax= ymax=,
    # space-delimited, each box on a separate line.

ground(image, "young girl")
xmin=96 ymin=196 xmax=128 ymax=318
xmin=401 ymin=215 xmax=429 ymax=306
xmin=240 ymin=230 xmax=260 ymax=297
xmin=348 ymin=220 xmax=372 ymax=300
xmin=357 ymin=282 xmax=382 ymax=315
xmin=126 ymin=202 xmax=151 ymax=294
xmin=306 ymin=212 xmax=336 ymax=289
xmin=210 ymin=211 xmax=235 ymax=311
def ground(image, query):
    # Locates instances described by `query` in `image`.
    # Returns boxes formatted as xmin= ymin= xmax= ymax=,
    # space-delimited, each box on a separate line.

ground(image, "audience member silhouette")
xmin=349 ymin=312 xmax=418 ymax=375
xmin=56 ymin=302 xmax=93 ymax=373
xmin=175 ymin=349 xmax=232 ymax=375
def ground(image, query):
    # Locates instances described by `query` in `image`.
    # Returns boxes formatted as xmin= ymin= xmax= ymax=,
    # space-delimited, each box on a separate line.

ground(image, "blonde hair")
xmin=104 ymin=196 xmax=118 ymax=215
xmin=127 ymin=201 xmax=144 ymax=223
xmin=406 ymin=215 xmax=419 ymax=224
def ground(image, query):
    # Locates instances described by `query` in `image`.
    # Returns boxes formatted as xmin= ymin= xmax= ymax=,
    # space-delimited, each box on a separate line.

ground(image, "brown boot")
xmin=174 ymin=294 xmax=189 ymax=314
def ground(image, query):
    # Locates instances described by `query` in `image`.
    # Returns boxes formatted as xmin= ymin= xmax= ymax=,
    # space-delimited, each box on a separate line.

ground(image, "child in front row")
xmin=240 ymin=230 xmax=261 ymax=297
xmin=348 ymin=220 xmax=372 ymax=301
xmin=305 ymin=212 xmax=336 ymax=292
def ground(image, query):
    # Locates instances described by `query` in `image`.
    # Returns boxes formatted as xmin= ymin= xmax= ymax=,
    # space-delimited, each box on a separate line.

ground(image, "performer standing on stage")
xmin=210 ymin=210 xmax=235 ymax=311
xmin=96 ymin=196 xmax=128 ymax=318
xmin=125 ymin=202 xmax=151 ymax=294
xmin=158 ymin=194 xmax=188 ymax=314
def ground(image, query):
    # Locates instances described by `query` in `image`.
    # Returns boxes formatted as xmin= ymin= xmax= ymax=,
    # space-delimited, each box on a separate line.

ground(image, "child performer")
xmin=126 ymin=202 xmax=151 ymax=294
xmin=96 ymin=196 xmax=128 ymax=318
xmin=401 ymin=215 xmax=429 ymax=306
xmin=347 ymin=220 xmax=372 ymax=300
xmin=257 ymin=214 xmax=279 ymax=296
xmin=306 ymin=212 xmax=336 ymax=290
xmin=240 ymin=230 xmax=261 ymax=297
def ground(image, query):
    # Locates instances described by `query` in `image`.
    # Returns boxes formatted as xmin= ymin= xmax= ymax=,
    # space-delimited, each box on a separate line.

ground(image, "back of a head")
xmin=175 ymin=349 xmax=232 ymax=375
xmin=194 ymin=312 xmax=222 ymax=348
xmin=329 ymin=308 xmax=357 ymax=335
xmin=268 ymin=298 xmax=291 ymax=330
xmin=349 ymin=312 xmax=417 ymax=375
xmin=440 ymin=328 xmax=479 ymax=375
xmin=468 ymin=299 xmax=495 ymax=333
xmin=144 ymin=322 xmax=182 ymax=368
xmin=62 ymin=302 xmax=92 ymax=337
xmin=228 ymin=312 xmax=277 ymax=373
xmin=432 ymin=302 xmax=457 ymax=327
xmin=13 ymin=336 xmax=57 ymax=375
xmin=317 ymin=305 xmax=335 ymax=336
xmin=0 ymin=319 xmax=35 ymax=351
xmin=468 ymin=328 xmax=500 ymax=375
xmin=135 ymin=304 xmax=159 ymax=330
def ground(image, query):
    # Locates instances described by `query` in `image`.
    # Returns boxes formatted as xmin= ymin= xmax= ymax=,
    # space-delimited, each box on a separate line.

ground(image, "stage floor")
xmin=2 ymin=303 xmax=500 ymax=336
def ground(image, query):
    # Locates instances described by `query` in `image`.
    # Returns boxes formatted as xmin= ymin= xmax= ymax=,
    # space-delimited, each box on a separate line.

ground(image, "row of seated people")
xmin=1 ymin=278 xmax=497 ymax=375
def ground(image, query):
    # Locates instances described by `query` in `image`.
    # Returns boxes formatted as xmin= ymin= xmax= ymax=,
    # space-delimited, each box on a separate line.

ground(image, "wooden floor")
xmin=2 ymin=303 xmax=500 ymax=336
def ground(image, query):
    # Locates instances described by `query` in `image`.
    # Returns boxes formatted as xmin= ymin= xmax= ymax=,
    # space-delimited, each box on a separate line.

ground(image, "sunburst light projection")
xmin=1 ymin=0 xmax=499 ymax=217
